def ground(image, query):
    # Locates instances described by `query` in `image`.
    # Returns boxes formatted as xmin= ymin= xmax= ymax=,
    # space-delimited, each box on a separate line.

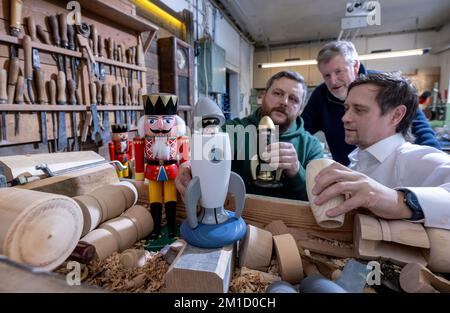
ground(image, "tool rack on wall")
xmin=0 ymin=0 xmax=158 ymax=151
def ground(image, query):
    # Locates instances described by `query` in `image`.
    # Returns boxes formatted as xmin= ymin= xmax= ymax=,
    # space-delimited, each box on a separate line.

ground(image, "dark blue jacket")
xmin=301 ymin=66 xmax=441 ymax=166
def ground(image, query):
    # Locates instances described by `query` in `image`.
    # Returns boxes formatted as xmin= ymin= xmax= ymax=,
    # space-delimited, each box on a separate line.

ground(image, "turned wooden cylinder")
xmin=99 ymin=216 xmax=138 ymax=251
xmin=73 ymin=194 xmax=103 ymax=237
xmin=114 ymin=181 xmax=138 ymax=208
xmin=81 ymin=228 xmax=119 ymax=261
xmin=238 ymin=225 xmax=273 ymax=271
xmin=122 ymin=205 xmax=153 ymax=239
xmin=273 ymin=234 xmax=304 ymax=284
xmin=0 ymin=188 xmax=83 ymax=271
xmin=306 ymin=158 xmax=345 ymax=228
xmin=423 ymin=227 xmax=450 ymax=273
xmin=88 ymin=182 xmax=136 ymax=221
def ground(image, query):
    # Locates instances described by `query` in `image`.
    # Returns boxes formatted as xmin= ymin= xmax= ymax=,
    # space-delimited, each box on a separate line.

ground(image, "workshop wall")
xmin=254 ymin=23 xmax=450 ymax=98
xmin=160 ymin=0 xmax=254 ymax=118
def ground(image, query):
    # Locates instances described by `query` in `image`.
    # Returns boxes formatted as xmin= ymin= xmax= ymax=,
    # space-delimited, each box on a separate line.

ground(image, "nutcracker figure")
xmin=108 ymin=124 xmax=133 ymax=178
xmin=134 ymin=93 xmax=189 ymax=239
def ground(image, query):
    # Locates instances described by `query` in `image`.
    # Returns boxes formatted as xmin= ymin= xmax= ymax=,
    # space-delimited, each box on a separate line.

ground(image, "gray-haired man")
xmin=301 ymin=40 xmax=441 ymax=166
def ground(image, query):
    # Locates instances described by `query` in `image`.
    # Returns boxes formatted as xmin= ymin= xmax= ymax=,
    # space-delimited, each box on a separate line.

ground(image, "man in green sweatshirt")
xmin=176 ymin=71 xmax=323 ymax=200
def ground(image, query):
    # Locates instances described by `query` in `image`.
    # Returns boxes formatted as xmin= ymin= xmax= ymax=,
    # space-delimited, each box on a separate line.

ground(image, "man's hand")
xmin=175 ymin=161 xmax=192 ymax=201
xmin=312 ymin=162 xmax=412 ymax=220
xmin=266 ymin=142 xmax=300 ymax=177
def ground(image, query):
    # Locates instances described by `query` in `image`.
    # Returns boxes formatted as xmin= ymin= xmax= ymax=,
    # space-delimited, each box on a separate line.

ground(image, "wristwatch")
xmin=399 ymin=189 xmax=424 ymax=221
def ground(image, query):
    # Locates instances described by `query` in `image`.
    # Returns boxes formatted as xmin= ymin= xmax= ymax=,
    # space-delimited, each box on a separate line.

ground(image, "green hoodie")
xmin=223 ymin=107 xmax=323 ymax=200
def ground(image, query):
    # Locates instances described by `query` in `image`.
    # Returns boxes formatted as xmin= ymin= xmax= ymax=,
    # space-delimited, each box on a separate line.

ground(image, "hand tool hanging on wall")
xmin=105 ymin=37 xmax=113 ymax=77
xmin=95 ymin=80 xmax=103 ymax=134
xmin=119 ymin=44 xmax=128 ymax=87
xmin=34 ymin=69 xmax=47 ymax=146
xmin=129 ymin=85 xmax=136 ymax=126
xmin=67 ymin=24 xmax=77 ymax=84
xmin=36 ymin=25 xmax=50 ymax=44
xmin=137 ymin=36 xmax=145 ymax=82
xmin=56 ymin=71 xmax=67 ymax=151
xmin=112 ymin=83 xmax=121 ymax=124
xmin=90 ymin=24 xmax=100 ymax=79
xmin=0 ymin=70 xmax=7 ymax=141
xmin=97 ymin=35 xmax=105 ymax=81
xmin=77 ymin=34 xmax=95 ymax=83
xmin=48 ymin=15 xmax=65 ymax=76
xmin=48 ymin=79 xmax=58 ymax=152
xmin=14 ymin=75 xmax=24 ymax=105
xmin=9 ymin=0 xmax=23 ymax=59
xmin=8 ymin=59 xmax=20 ymax=136
xmin=102 ymin=83 xmax=111 ymax=142
xmin=58 ymin=14 xmax=69 ymax=79
xmin=89 ymin=82 xmax=101 ymax=143
xmin=112 ymin=39 xmax=118 ymax=80
xmin=126 ymin=48 xmax=133 ymax=85
xmin=67 ymin=78 xmax=78 ymax=151
xmin=116 ymin=44 xmax=124 ymax=85
xmin=23 ymin=35 xmax=35 ymax=105
xmin=122 ymin=86 xmax=130 ymax=126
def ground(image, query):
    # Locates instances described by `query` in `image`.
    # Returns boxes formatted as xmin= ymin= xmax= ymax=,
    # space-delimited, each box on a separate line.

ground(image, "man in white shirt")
xmin=312 ymin=72 xmax=450 ymax=230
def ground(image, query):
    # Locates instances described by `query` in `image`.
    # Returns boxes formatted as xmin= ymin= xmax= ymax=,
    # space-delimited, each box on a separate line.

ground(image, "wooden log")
xmin=273 ymin=234 xmax=304 ymax=284
xmin=238 ymin=225 xmax=273 ymax=271
xmin=423 ymin=227 xmax=450 ymax=273
xmin=0 ymin=256 xmax=104 ymax=292
xmin=353 ymin=214 xmax=427 ymax=266
xmin=400 ymin=262 xmax=450 ymax=293
xmin=165 ymin=244 xmax=235 ymax=293
xmin=0 ymin=188 xmax=83 ymax=271
xmin=18 ymin=164 xmax=120 ymax=197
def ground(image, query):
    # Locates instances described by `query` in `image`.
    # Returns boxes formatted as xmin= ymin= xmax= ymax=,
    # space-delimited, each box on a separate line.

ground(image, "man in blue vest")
xmin=301 ymin=41 xmax=440 ymax=166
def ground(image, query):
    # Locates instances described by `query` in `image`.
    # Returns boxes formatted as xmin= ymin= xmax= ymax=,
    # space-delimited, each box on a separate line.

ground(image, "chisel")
xmin=67 ymin=78 xmax=78 ymax=151
xmin=0 ymin=70 xmax=7 ymax=141
xmin=56 ymin=71 xmax=67 ymax=151
xmin=34 ymin=69 xmax=47 ymax=145
xmin=48 ymin=80 xmax=58 ymax=152
xmin=102 ymin=83 xmax=111 ymax=142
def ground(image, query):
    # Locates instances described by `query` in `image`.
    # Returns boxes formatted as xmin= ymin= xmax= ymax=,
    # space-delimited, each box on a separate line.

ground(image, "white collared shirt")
xmin=348 ymin=133 xmax=450 ymax=230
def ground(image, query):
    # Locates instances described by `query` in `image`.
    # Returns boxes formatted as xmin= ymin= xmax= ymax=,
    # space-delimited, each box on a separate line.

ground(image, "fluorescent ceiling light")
xmin=258 ymin=48 xmax=429 ymax=69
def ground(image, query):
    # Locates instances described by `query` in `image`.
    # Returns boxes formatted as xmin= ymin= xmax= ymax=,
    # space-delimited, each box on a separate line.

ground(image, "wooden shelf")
xmin=0 ymin=104 xmax=86 ymax=112
xmin=0 ymin=34 xmax=146 ymax=72
xmin=77 ymin=0 xmax=159 ymax=33
xmin=95 ymin=105 xmax=144 ymax=111
xmin=0 ymin=104 xmax=143 ymax=112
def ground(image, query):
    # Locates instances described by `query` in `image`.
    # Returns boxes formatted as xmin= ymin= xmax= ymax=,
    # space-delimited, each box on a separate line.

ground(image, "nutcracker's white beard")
xmin=152 ymin=137 xmax=171 ymax=160
xmin=119 ymin=141 xmax=127 ymax=153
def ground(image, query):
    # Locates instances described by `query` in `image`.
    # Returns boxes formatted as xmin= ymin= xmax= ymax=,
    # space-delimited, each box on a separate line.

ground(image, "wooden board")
xmin=0 ymin=150 xmax=105 ymax=180
xmin=242 ymin=194 xmax=354 ymax=242
xmin=17 ymin=163 xmax=119 ymax=197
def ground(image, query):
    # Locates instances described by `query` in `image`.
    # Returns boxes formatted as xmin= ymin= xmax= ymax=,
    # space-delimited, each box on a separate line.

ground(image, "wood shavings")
xmin=55 ymin=249 xmax=169 ymax=293
xmin=230 ymin=267 xmax=281 ymax=293
xmin=308 ymin=234 xmax=353 ymax=249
